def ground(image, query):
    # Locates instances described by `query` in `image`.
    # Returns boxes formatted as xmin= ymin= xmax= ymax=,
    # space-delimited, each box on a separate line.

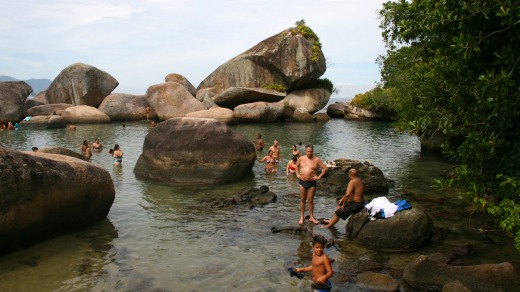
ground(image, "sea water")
xmin=0 ymin=117 xmax=518 ymax=291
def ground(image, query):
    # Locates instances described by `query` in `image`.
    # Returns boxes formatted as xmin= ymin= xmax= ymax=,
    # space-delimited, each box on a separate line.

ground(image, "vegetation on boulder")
xmin=261 ymin=84 xmax=286 ymax=93
xmin=351 ymin=85 xmax=395 ymax=113
xmin=294 ymin=77 xmax=337 ymax=94
xmin=295 ymin=19 xmax=322 ymax=62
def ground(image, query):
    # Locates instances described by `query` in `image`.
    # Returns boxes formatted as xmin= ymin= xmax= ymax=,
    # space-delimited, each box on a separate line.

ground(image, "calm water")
xmin=0 ymin=118 xmax=518 ymax=291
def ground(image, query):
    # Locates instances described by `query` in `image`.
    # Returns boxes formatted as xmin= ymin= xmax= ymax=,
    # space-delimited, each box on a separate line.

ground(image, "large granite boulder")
xmin=59 ymin=105 xmax=111 ymax=123
xmin=146 ymin=82 xmax=206 ymax=120
xmin=0 ymin=81 xmax=32 ymax=124
xmin=403 ymin=255 xmax=519 ymax=291
xmin=165 ymin=73 xmax=197 ymax=96
xmin=33 ymin=91 xmax=47 ymax=104
xmin=291 ymin=108 xmax=315 ymax=122
xmin=282 ymin=88 xmax=331 ymax=115
xmin=45 ymin=63 xmax=119 ymax=107
xmin=19 ymin=115 xmax=67 ymax=129
xmin=25 ymin=103 xmax=73 ymax=116
xmin=345 ymin=103 xmax=395 ymax=121
xmin=134 ymin=117 xmax=257 ymax=185
xmin=37 ymin=146 xmax=90 ymax=161
xmin=23 ymin=98 xmax=45 ymax=115
xmin=98 ymin=93 xmax=156 ymax=121
xmin=196 ymin=26 xmax=326 ymax=100
xmin=233 ymin=101 xmax=284 ymax=123
xmin=185 ymin=107 xmax=235 ymax=124
xmin=318 ymin=159 xmax=389 ymax=195
xmin=346 ymin=208 xmax=434 ymax=251
xmin=327 ymin=102 xmax=346 ymax=118
xmin=0 ymin=147 xmax=115 ymax=254
xmin=212 ymin=87 xmax=286 ymax=109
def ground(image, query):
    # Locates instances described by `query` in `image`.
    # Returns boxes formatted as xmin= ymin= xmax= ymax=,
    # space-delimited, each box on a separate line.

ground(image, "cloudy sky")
xmin=1 ymin=0 xmax=387 ymax=98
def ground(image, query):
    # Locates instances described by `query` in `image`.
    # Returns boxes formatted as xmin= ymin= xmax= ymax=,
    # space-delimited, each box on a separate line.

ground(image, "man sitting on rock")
xmin=321 ymin=168 xmax=365 ymax=228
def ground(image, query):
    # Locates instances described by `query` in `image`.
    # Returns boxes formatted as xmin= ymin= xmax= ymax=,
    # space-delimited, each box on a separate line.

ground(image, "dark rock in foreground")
xmin=0 ymin=147 xmax=115 ymax=254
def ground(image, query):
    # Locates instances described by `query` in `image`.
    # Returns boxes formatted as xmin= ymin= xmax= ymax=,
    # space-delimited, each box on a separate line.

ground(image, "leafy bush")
xmin=293 ymin=78 xmax=337 ymax=94
xmin=351 ymin=86 xmax=396 ymax=112
xmin=295 ymin=19 xmax=322 ymax=62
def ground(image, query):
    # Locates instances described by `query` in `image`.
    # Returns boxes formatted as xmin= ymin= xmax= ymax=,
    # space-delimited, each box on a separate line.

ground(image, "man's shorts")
xmin=335 ymin=201 xmax=364 ymax=220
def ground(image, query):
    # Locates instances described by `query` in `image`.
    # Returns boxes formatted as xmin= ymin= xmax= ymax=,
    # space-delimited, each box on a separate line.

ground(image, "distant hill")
xmin=0 ymin=75 xmax=52 ymax=97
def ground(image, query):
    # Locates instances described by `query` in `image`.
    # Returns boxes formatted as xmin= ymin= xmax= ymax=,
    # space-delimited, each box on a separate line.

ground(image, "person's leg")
xmin=320 ymin=214 xmax=340 ymax=228
xmin=299 ymin=185 xmax=307 ymax=225
xmin=307 ymin=186 xmax=318 ymax=224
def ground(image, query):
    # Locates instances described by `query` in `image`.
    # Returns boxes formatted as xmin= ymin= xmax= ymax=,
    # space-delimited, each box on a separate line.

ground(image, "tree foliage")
xmin=351 ymin=85 xmax=396 ymax=113
xmin=378 ymin=0 xmax=520 ymax=249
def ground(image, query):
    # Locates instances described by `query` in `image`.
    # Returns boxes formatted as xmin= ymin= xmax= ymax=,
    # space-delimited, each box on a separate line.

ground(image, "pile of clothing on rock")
xmin=365 ymin=197 xmax=412 ymax=220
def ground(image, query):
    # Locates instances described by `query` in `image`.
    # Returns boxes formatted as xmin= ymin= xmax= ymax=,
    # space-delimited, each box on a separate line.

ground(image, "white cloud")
xmin=1 ymin=0 xmax=387 ymax=98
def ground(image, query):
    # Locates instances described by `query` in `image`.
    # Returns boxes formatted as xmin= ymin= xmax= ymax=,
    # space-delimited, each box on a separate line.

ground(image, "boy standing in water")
xmin=295 ymin=235 xmax=334 ymax=291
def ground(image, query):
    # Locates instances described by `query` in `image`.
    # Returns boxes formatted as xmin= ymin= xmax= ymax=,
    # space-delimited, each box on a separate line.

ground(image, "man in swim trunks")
xmin=295 ymin=145 xmax=328 ymax=225
xmin=321 ymin=168 xmax=365 ymax=228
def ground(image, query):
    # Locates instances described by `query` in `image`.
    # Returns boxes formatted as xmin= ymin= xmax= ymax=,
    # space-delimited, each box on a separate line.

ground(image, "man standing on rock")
xmin=295 ymin=145 xmax=328 ymax=225
xmin=321 ymin=168 xmax=365 ymax=228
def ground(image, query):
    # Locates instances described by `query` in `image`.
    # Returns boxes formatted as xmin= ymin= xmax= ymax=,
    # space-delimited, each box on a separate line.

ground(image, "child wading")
xmin=294 ymin=235 xmax=334 ymax=291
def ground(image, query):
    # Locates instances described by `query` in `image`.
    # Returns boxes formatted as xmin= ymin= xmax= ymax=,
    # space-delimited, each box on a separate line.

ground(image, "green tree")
xmin=378 ymin=0 xmax=520 ymax=249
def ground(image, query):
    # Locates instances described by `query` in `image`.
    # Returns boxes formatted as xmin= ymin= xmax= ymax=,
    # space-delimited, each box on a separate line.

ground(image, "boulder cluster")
xmin=1 ymin=26 xmax=333 ymax=128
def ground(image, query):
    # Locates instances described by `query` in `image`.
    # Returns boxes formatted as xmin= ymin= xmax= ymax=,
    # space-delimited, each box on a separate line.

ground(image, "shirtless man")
xmin=321 ymin=168 xmax=365 ymax=228
xmin=295 ymin=145 xmax=327 ymax=225
xmin=268 ymin=140 xmax=281 ymax=163
xmin=256 ymin=134 xmax=265 ymax=151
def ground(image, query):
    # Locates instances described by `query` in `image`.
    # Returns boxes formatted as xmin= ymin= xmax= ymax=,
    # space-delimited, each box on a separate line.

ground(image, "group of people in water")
xmin=76 ymin=134 xmax=123 ymax=166
xmin=0 ymin=121 xmax=19 ymax=130
xmin=255 ymin=133 xmax=366 ymax=228
xmin=255 ymin=133 xmax=366 ymax=291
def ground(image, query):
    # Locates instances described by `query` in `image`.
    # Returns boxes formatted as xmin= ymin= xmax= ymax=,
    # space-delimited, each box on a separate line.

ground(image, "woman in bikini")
xmin=292 ymin=145 xmax=301 ymax=158
xmin=112 ymin=144 xmax=123 ymax=166
xmin=258 ymin=150 xmax=277 ymax=174
xmin=286 ymin=155 xmax=298 ymax=176
xmin=81 ymin=140 xmax=92 ymax=158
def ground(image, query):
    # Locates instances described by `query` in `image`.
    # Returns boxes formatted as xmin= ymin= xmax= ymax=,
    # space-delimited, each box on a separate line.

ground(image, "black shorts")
xmin=299 ymin=179 xmax=317 ymax=189
xmin=335 ymin=201 xmax=364 ymax=220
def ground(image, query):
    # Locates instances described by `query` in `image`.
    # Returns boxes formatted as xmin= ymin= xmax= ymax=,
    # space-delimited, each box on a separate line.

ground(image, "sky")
xmin=0 ymin=0 xmax=388 ymax=99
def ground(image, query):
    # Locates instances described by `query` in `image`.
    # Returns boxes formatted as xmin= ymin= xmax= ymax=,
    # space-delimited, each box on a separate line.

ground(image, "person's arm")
xmin=316 ymin=159 xmax=328 ymax=180
xmin=258 ymin=156 xmax=265 ymax=162
xmin=295 ymin=265 xmax=312 ymax=273
xmin=286 ymin=161 xmax=291 ymax=176
xmin=338 ymin=181 xmax=353 ymax=206
xmin=317 ymin=256 xmax=334 ymax=283
xmin=294 ymin=159 xmax=301 ymax=179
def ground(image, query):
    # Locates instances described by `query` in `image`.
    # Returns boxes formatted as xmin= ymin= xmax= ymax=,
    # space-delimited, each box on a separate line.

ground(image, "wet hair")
xmin=306 ymin=144 xmax=314 ymax=150
xmin=292 ymin=156 xmax=298 ymax=162
xmin=32 ymin=146 xmax=38 ymax=152
xmin=312 ymin=234 xmax=327 ymax=247
xmin=83 ymin=140 xmax=89 ymax=146
xmin=114 ymin=144 xmax=120 ymax=151
xmin=109 ymin=149 xmax=114 ymax=154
